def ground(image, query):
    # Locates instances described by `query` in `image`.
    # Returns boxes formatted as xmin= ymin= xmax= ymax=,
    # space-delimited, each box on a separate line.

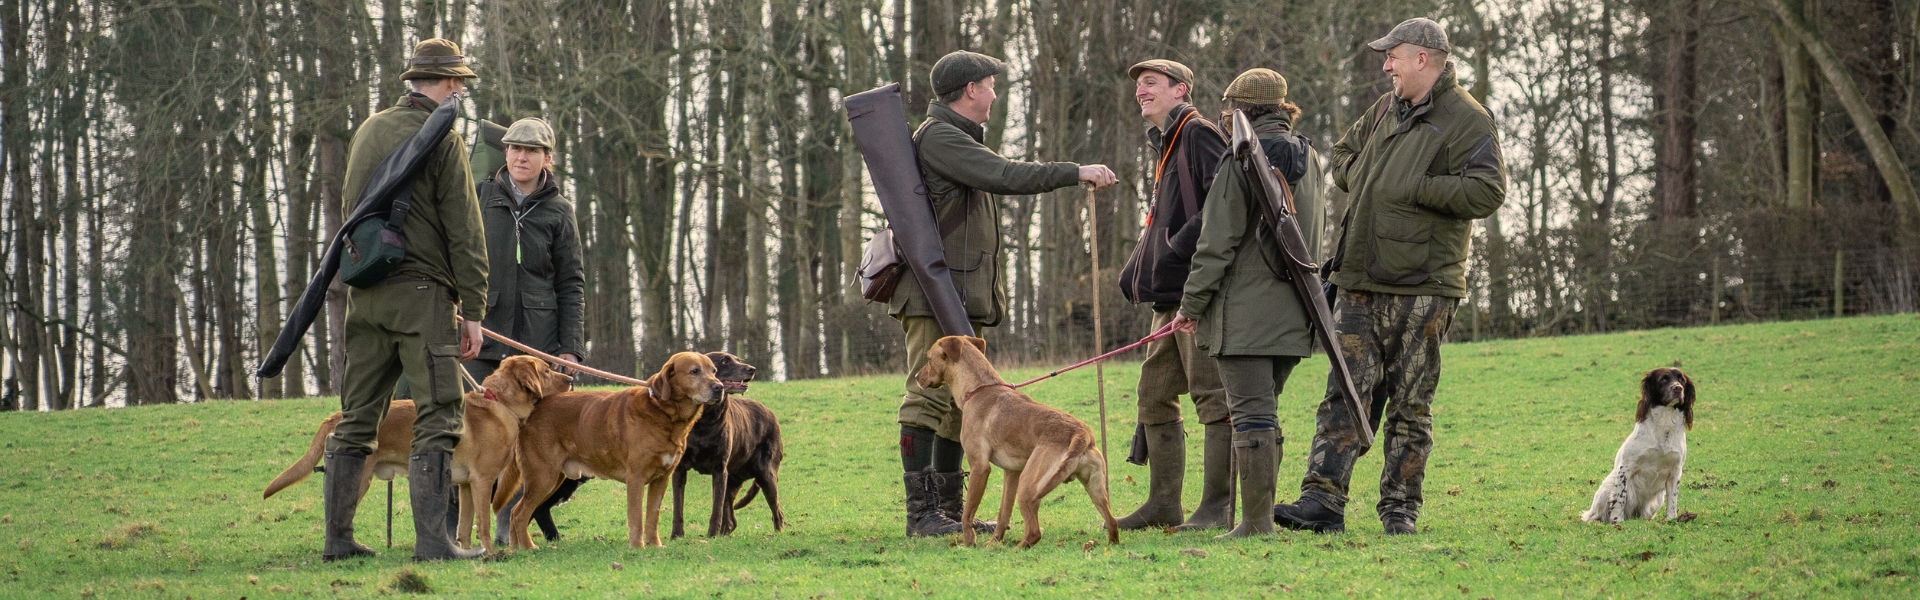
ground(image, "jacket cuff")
xmin=459 ymin=303 xmax=485 ymax=323
xmin=1053 ymin=163 xmax=1082 ymax=189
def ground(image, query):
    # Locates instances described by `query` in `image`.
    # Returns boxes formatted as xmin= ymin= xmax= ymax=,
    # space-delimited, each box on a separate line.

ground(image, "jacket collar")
xmin=926 ymin=101 xmax=985 ymax=143
xmin=1391 ymin=63 xmax=1458 ymax=134
xmin=401 ymin=92 xmax=440 ymax=112
xmin=489 ymin=169 xmax=559 ymax=207
xmin=1146 ymin=103 xmax=1196 ymax=149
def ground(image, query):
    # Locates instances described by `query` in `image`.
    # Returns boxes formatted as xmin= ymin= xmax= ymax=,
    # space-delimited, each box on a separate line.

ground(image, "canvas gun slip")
xmin=844 ymin=83 xmax=975 ymax=337
xmin=1229 ymin=109 xmax=1374 ymax=447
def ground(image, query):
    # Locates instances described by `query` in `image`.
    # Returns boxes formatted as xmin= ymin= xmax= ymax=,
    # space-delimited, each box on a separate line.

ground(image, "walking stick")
xmin=1087 ymin=186 xmax=1109 ymax=486
xmin=386 ymin=480 xmax=393 ymax=548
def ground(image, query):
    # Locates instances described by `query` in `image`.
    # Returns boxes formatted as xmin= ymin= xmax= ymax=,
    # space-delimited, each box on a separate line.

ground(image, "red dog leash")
xmin=1008 ymin=322 xmax=1177 ymax=390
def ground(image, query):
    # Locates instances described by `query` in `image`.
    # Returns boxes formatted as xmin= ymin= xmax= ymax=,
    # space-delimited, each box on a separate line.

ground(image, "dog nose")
xmin=744 ymin=366 xmax=757 ymax=376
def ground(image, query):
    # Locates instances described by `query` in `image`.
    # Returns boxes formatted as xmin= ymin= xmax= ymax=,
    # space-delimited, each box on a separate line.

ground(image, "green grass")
xmin=2 ymin=315 xmax=1918 ymax=598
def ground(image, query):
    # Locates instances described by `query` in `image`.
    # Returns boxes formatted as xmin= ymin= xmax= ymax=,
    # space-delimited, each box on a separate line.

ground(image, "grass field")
xmin=2 ymin=315 xmax=1917 ymax=598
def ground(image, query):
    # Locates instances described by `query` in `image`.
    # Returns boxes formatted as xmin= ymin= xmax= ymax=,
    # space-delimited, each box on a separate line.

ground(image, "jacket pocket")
xmin=521 ymin=289 xmax=561 ymax=351
xmin=1368 ymin=214 xmax=1432 ymax=286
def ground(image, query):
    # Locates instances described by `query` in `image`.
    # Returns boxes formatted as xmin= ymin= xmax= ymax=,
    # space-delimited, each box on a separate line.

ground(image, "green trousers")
xmin=1135 ymin=309 xmax=1230 ymax=426
xmin=895 ymin=315 xmax=989 ymax=441
xmin=327 ymin=276 xmax=467 ymax=455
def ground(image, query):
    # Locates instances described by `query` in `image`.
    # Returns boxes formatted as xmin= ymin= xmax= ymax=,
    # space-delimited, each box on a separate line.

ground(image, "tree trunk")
xmin=1770 ymin=0 xmax=1920 ymax=230
xmin=1652 ymin=0 xmax=1700 ymax=221
xmin=1772 ymin=0 xmax=1817 ymax=209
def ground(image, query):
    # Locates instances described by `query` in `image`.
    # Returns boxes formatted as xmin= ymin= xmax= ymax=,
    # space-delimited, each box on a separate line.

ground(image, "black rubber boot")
xmin=904 ymin=468 xmax=966 ymax=536
xmin=321 ymin=451 xmax=377 ymax=562
xmin=1116 ymin=422 xmax=1186 ymax=530
xmin=1217 ymin=429 xmax=1277 ymax=538
xmin=1383 ymin=513 xmax=1417 ymax=535
xmin=1175 ymin=423 xmax=1234 ymax=531
xmin=933 ymin=471 xmax=995 ymax=534
xmin=409 ymin=452 xmax=485 ymax=561
xmin=1272 ymin=495 xmax=1346 ymax=533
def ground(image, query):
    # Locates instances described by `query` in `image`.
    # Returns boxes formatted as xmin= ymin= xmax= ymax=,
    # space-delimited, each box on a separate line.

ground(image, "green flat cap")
xmin=401 ymin=38 xmax=478 ymax=80
xmin=1222 ymin=68 xmax=1288 ymax=105
xmin=931 ymin=51 xmax=1006 ymax=97
xmin=1128 ymin=59 xmax=1194 ymax=89
xmin=502 ymin=117 xmax=556 ymax=150
xmin=1368 ymin=17 xmax=1451 ymax=53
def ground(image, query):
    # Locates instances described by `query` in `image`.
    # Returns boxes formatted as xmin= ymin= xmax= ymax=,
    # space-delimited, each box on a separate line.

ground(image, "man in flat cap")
xmin=1271 ymin=17 xmax=1507 ymax=536
xmin=893 ymin=49 xmax=1118 ymax=538
xmin=323 ymin=37 xmax=489 ymax=562
xmin=1112 ymin=58 xmax=1233 ymax=533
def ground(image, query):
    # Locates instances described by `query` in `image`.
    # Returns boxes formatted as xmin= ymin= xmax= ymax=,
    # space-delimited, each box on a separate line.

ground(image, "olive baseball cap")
xmin=1128 ymin=59 xmax=1194 ymax=90
xmin=400 ymin=38 xmax=478 ymax=81
xmin=930 ymin=51 xmax=1006 ymax=97
xmin=1367 ymin=18 xmax=1451 ymax=53
xmin=1222 ymin=68 xmax=1288 ymax=105
xmin=502 ymin=118 xmax=556 ymax=150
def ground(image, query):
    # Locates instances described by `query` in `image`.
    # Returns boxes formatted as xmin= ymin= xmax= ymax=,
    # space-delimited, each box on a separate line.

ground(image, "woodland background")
xmin=0 ymin=0 xmax=1915 ymax=408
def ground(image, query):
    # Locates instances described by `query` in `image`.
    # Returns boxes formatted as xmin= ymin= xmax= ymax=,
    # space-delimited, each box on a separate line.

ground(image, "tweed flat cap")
xmin=931 ymin=51 xmax=1006 ymax=97
xmin=1222 ymin=68 xmax=1289 ymax=105
xmin=1128 ymin=59 xmax=1195 ymax=90
xmin=400 ymin=38 xmax=478 ymax=81
xmin=1368 ymin=18 xmax=1451 ymax=53
xmin=502 ymin=118 xmax=556 ymax=150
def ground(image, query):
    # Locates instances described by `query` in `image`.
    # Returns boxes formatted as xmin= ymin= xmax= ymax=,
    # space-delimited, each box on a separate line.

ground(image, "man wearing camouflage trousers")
xmin=1271 ymin=17 xmax=1507 ymax=536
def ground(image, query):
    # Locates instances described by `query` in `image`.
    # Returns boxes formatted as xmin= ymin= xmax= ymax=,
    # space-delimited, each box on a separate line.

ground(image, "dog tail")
xmin=263 ymin=412 xmax=340 ymax=499
xmin=733 ymin=481 xmax=761 ymax=510
xmin=492 ymin=453 xmax=522 ymax=512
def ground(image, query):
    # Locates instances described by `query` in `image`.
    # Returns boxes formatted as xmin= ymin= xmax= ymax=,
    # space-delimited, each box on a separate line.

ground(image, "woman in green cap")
xmin=1169 ymin=67 xmax=1318 ymax=538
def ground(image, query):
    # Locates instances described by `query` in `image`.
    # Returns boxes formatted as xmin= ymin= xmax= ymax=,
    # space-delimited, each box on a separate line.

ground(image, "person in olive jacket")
xmin=1113 ymin=59 xmax=1234 ymax=533
xmin=892 ymin=50 xmax=1118 ymax=538
xmin=1170 ymin=68 xmax=1318 ymax=539
xmin=326 ymin=38 xmax=488 ymax=563
xmin=470 ymin=117 xmax=585 ymax=382
xmin=1271 ymin=18 xmax=1507 ymax=536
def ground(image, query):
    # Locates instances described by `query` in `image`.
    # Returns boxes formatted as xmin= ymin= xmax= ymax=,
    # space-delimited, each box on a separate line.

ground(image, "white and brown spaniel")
xmin=1581 ymin=367 xmax=1696 ymax=524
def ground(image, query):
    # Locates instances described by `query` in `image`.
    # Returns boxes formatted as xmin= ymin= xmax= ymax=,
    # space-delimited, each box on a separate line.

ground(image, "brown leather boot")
xmin=1115 ymin=422 xmax=1186 ymax=530
xmin=1175 ymin=422 xmax=1234 ymax=531
xmin=1217 ymin=429 xmax=1277 ymax=538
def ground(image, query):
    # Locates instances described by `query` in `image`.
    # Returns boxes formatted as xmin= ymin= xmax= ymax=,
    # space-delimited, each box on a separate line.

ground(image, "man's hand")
xmin=557 ymin=353 xmax=581 ymax=374
xmin=458 ymin=319 xmax=483 ymax=362
xmin=1170 ymin=313 xmax=1198 ymax=334
xmin=1079 ymin=164 xmax=1118 ymax=190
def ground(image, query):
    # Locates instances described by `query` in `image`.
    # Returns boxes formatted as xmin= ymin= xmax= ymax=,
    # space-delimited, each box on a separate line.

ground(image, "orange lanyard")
xmin=1153 ymin=111 xmax=1195 ymax=184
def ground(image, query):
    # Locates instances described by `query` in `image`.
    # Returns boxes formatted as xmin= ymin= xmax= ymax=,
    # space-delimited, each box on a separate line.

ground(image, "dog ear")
xmin=1680 ymin=371 xmax=1696 ymax=430
xmin=511 ymin=360 xmax=544 ymax=399
xmin=1637 ymin=370 xmax=1657 ymax=423
xmin=966 ymin=336 xmax=986 ymax=354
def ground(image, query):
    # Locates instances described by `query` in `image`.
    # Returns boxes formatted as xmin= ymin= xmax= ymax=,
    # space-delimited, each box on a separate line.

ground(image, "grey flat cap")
xmin=502 ymin=118 xmax=556 ymax=150
xmin=931 ymin=51 xmax=1007 ymax=97
xmin=1368 ymin=18 xmax=1451 ymax=53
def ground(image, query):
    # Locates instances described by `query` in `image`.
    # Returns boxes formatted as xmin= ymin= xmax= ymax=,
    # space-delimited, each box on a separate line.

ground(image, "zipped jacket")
xmin=1118 ymin=103 xmax=1228 ymax=308
xmin=475 ymin=170 xmax=586 ymax=361
xmin=1179 ymin=112 xmax=1315 ymax=357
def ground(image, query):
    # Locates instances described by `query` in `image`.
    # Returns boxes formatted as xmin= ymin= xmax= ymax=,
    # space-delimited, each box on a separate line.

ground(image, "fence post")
xmin=1834 ymin=247 xmax=1845 ymax=319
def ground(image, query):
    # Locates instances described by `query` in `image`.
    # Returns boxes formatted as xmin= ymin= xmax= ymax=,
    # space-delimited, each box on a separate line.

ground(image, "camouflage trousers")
xmin=1297 ymin=290 xmax=1457 ymax=521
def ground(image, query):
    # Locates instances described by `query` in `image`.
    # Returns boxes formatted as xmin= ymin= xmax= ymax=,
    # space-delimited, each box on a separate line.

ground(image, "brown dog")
xmin=502 ymin=352 xmax=725 ymax=549
xmin=262 ymin=356 xmax=570 ymax=550
xmin=915 ymin=336 xmax=1119 ymax=548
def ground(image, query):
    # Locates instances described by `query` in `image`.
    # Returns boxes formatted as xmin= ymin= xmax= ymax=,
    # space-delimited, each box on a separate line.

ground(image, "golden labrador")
xmin=503 ymin=352 xmax=725 ymax=549
xmin=262 ymin=356 xmax=570 ymax=550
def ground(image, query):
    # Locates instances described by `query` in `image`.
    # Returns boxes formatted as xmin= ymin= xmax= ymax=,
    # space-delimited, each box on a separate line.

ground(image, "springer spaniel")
xmin=1581 ymin=367 xmax=1696 ymax=523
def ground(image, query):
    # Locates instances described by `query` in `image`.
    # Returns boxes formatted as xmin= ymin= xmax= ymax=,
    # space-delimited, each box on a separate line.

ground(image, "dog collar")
xmin=962 ymin=383 xmax=1013 ymax=406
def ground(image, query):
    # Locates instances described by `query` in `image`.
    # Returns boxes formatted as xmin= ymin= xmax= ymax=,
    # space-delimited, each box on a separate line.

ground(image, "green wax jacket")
xmin=1327 ymin=65 xmax=1507 ymax=298
xmin=476 ymin=170 xmax=586 ymax=362
xmin=1179 ymin=112 xmax=1314 ymax=357
xmin=890 ymin=100 xmax=1081 ymax=325
xmin=340 ymin=93 xmax=489 ymax=321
